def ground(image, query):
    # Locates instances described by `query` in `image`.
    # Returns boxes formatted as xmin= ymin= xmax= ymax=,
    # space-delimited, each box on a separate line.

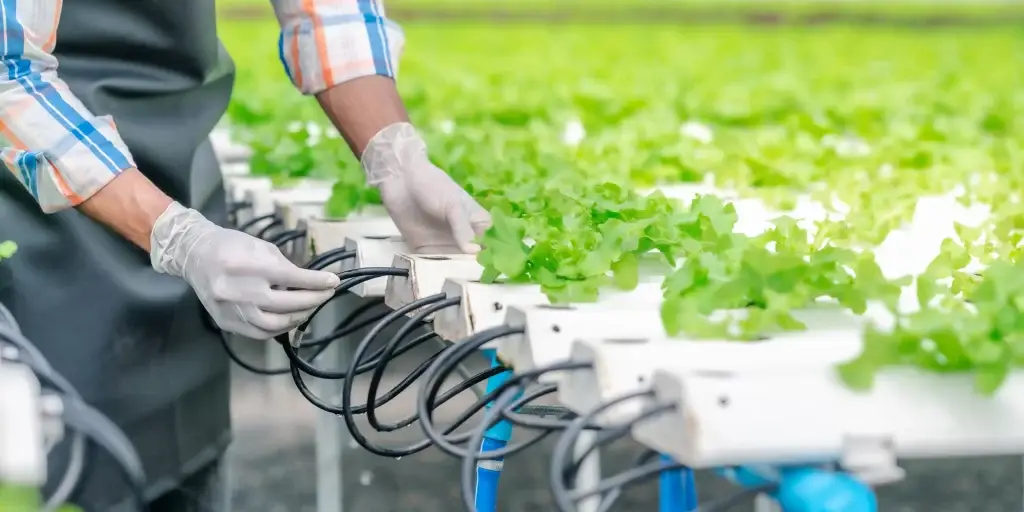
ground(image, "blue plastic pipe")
xmin=718 ymin=466 xmax=877 ymax=512
xmin=474 ymin=349 xmax=520 ymax=512
xmin=659 ymin=454 xmax=698 ymax=512
xmin=774 ymin=468 xmax=877 ymax=512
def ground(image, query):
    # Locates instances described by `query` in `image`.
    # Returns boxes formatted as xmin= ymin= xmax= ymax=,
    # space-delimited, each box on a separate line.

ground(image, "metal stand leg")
xmin=218 ymin=456 xmax=234 ymax=512
xmin=265 ymin=337 xmax=292 ymax=399
xmin=312 ymin=295 xmax=349 ymax=512
xmin=754 ymin=494 xmax=782 ymax=512
xmin=475 ymin=349 xmax=515 ymax=512
xmin=573 ymin=430 xmax=601 ymax=512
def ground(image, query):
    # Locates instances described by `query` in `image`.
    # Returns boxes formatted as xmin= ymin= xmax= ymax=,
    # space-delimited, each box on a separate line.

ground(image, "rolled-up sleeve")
xmin=0 ymin=0 xmax=136 ymax=213
xmin=270 ymin=0 xmax=406 ymax=96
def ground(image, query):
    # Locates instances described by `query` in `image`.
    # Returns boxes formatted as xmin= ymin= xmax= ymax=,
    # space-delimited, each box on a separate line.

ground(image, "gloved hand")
xmin=361 ymin=122 xmax=491 ymax=254
xmin=149 ymin=202 xmax=341 ymax=339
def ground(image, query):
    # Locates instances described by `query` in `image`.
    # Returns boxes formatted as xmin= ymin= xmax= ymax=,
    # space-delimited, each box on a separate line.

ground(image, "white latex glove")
xmin=361 ymin=122 xmax=491 ymax=254
xmin=149 ymin=202 xmax=341 ymax=339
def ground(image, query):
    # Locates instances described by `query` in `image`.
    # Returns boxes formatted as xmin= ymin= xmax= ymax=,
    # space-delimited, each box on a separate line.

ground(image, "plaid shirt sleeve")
xmin=270 ymin=0 xmax=406 ymax=95
xmin=0 ymin=0 xmax=137 ymax=213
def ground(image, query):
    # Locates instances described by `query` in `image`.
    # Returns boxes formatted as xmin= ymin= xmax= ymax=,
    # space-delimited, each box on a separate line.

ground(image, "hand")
xmin=361 ymin=122 xmax=491 ymax=254
xmin=149 ymin=202 xmax=341 ymax=339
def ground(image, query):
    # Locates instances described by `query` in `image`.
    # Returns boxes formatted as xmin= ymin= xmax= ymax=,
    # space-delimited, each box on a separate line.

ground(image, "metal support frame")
xmin=312 ymin=295 xmax=350 ymax=512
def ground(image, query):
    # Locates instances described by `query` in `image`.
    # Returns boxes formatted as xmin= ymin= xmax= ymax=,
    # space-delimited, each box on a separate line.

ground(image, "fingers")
xmin=469 ymin=207 xmax=492 ymax=238
xmin=216 ymin=290 xmax=330 ymax=339
xmin=224 ymin=321 xmax=279 ymax=341
xmin=446 ymin=202 xmax=481 ymax=254
xmin=233 ymin=303 xmax=311 ymax=338
xmin=241 ymin=266 xmax=337 ymax=334
xmin=262 ymin=256 xmax=341 ymax=290
xmin=253 ymin=288 xmax=336 ymax=315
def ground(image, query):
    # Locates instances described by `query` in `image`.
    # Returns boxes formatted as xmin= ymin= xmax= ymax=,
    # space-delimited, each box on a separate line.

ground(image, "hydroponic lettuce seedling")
xmin=324 ymin=176 xmax=381 ymax=220
xmin=660 ymin=210 xmax=909 ymax=340
xmin=838 ymin=255 xmax=1024 ymax=396
xmin=476 ymin=182 xmax=701 ymax=303
xmin=223 ymin=22 xmax=1024 ymax=395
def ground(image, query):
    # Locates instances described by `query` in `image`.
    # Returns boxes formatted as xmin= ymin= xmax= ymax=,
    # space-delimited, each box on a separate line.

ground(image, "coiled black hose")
xmin=237 ymin=213 xmax=278 ymax=234
xmin=217 ymin=298 xmax=386 ymax=376
xmin=306 ymin=248 xmax=356 ymax=270
xmin=457 ymin=372 xmax=603 ymax=512
xmin=460 ymin=385 xmax=526 ymax=511
xmin=272 ymin=264 xmax=444 ymax=427
xmin=549 ymin=391 xmax=677 ymax=512
xmin=363 ymin=296 xmax=464 ymax=432
xmin=339 ymin=295 xmax=503 ymax=457
xmin=417 ymin=326 xmax=594 ymax=459
xmin=269 ymin=229 xmax=306 ymax=248
xmin=217 ymin=248 xmax=385 ymax=376
xmin=226 ymin=200 xmax=252 ymax=225
xmin=290 ymin=267 xmax=411 ymax=344
xmin=255 ymin=218 xmax=284 ymax=240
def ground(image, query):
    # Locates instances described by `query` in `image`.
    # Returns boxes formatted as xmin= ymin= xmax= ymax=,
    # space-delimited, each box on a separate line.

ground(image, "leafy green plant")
xmin=660 ymin=214 xmax=908 ymax=340
xmin=220 ymin=21 xmax=1024 ymax=394
xmin=477 ymin=184 xmax=686 ymax=302
xmin=838 ymin=248 xmax=1024 ymax=396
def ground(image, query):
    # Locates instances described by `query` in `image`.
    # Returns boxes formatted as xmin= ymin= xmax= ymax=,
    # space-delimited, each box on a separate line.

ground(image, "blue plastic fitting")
xmin=717 ymin=465 xmax=878 ymax=512
xmin=659 ymin=454 xmax=699 ymax=512
xmin=473 ymin=349 xmax=520 ymax=512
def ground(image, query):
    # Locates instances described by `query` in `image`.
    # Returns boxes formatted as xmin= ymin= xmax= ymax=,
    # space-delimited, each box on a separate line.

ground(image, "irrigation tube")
xmin=549 ymin=391 xmax=681 ymax=512
xmin=255 ymin=217 xmax=284 ymax=240
xmin=236 ymin=212 xmax=278 ymax=234
xmin=340 ymin=298 xmax=533 ymax=461
xmin=362 ymin=297 xmax=461 ymax=433
xmin=226 ymin=200 xmax=252 ymax=226
xmin=269 ymin=229 xmax=307 ymax=250
xmin=475 ymin=348 xmax=519 ymax=512
xmin=659 ymin=455 xmax=698 ymax=512
xmin=464 ymin=385 xmax=524 ymax=512
xmin=290 ymin=267 xmax=410 ymax=347
xmin=417 ymin=325 xmax=534 ymax=458
xmin=542 ymin=389 xmax=703 ymax=512
xmin=705 ymin=466 xmax=877 ymax=512
xmin=226 ymin=200 xmax=252 ymax=216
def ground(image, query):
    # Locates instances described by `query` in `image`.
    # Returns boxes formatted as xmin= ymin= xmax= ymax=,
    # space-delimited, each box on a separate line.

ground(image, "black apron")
xmin=0 ymin=0 xmax=235 ymax=509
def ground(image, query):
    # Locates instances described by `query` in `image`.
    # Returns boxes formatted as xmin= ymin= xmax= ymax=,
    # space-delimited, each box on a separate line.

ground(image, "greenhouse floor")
xmin=226 ymin=352 xmax=318 ymax=512
xmin=224 ymin=340 xmax=1024 ymax=512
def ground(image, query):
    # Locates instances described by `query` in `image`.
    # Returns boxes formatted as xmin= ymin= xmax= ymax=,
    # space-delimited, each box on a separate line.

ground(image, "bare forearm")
xmin=316 ymin=76 xmax=410 ymax=158
xmin=76 ymin=168 xmax=174 ymax=252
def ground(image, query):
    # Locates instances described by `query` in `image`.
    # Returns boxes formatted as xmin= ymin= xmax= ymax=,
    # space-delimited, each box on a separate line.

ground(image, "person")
xmin=0 ymin=0 xmax=490 ymax=510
